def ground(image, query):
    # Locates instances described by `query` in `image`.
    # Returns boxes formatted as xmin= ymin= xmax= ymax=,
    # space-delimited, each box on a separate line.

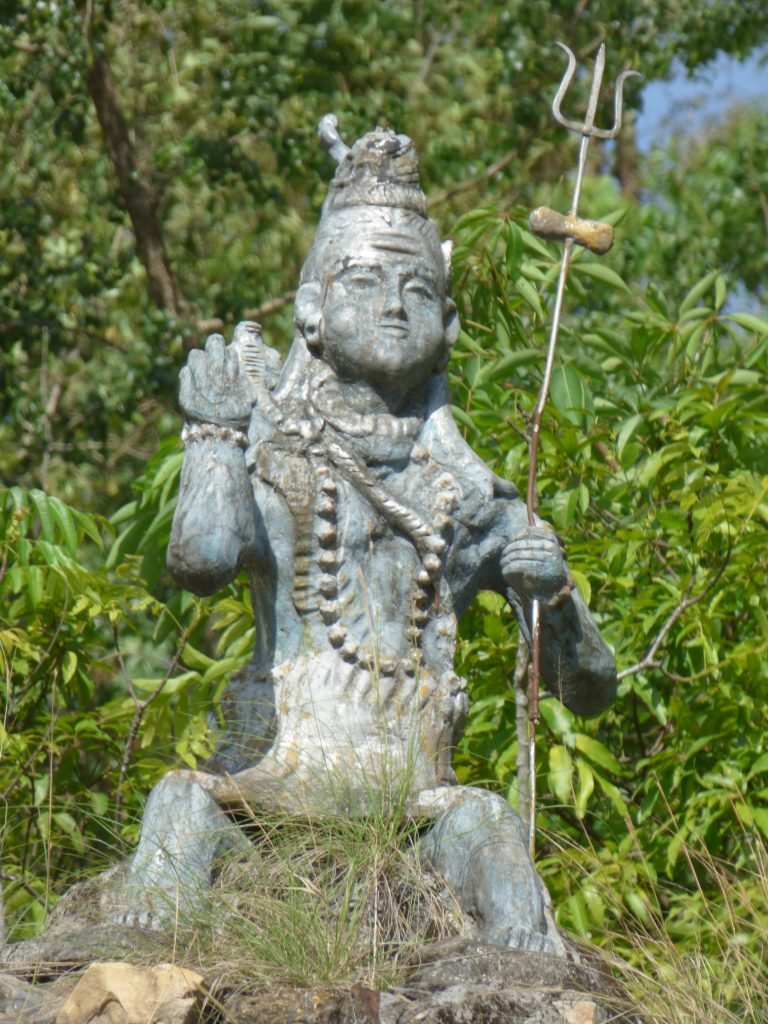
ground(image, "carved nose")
xmin=383 ymin=282 xmax=406 ymax=320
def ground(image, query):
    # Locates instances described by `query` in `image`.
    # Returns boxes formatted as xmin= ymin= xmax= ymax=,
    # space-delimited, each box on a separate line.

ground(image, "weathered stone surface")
xmin=402 ymin=938 xmax=610 ymax=989
xmin=381 ymin=987 xmax=614 ymax=1023
xmin=554 ymin=997 xmax=607 ymax=1023
xmin=221 ymin=984 xmax=375 ymax=1024
xmin=0 ymin=971 xmax=79 ymax=1022
xmin=54 ymin=962 xmax=203 ymax=1024
xmin=1 ymin=923 xmax=164 ymax=976
xmin=420 ymin=790 xmax=565 ymax=955
xmin=122 ymin=116 xmax=617 ymax=955
xmin=2 ymin=118 xmax=624 ymax=996
xmin=1 ymin=939 xmax=640 ymax=1024
xmin=385 ymin=940 xmax=637 ymax=1024
xmin=113 ymin=772 xmax=249 ymax=929
xmin=217 ymin=942 xmax=638 ymax=1024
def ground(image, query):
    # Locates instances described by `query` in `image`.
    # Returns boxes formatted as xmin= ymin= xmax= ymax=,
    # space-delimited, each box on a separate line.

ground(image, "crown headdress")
xmin=317 ymin=114 xmax=429 ymax=217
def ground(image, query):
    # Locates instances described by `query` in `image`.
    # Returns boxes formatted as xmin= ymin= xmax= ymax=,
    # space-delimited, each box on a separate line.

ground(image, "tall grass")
xmin=165 ymin=805 xmax=462 ymax=991
xmin=543 ymin=826 xmax=768 ymax=1024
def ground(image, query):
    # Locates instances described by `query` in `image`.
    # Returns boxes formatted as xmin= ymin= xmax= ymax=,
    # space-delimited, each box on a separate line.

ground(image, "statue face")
xmin=317 ymin=217 xmax=450 ymax=407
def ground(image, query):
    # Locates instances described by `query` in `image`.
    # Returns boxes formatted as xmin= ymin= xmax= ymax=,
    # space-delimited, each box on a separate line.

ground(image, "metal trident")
xmin=523 ymin=43 xmax=640 ymax=855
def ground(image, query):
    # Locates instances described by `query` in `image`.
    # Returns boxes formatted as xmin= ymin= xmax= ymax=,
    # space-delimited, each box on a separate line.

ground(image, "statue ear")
xmin=441 ymin=240 xmax=453 ymax=283
xmin=295 ymin=282 xmax=323 ymax=349
xmin=444 ymin=297 xmax=460 ymax=347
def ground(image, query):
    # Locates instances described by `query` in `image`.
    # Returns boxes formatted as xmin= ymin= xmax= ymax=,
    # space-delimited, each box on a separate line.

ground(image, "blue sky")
xmin=635 ymin=45 xmax=768 ymax=151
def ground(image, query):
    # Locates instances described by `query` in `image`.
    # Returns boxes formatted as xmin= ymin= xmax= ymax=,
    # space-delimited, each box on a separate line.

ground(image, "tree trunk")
xmin=614 ymin=114 xmax=641 ymax=202
xmin=86 ymin=55 xmax=185 ymax=316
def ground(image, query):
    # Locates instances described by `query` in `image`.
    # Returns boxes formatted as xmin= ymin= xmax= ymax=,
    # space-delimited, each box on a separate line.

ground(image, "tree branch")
xmin=242 ymin=290 xmax=297 ymax=321
xmin=86 ymin=54 xmax=185 ymax=316
xmin=428 ymin=149 xmax=520 ymax=209
xmin=113 ymin=614 xmax=197 ymax=824
xmin=618 ymin=550 xmax=730 ymax=681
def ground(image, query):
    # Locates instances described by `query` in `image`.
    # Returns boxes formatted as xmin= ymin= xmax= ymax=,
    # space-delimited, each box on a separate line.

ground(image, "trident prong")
xmin=552 ymin=42 xmax=641 ymax=141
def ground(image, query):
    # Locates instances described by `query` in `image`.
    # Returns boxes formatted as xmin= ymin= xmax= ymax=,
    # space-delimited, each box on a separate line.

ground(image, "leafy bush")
xmin=0 ymin=483 xmax=250 ymax=939
xmin=449 ymin=199 xmax=768 ymax=936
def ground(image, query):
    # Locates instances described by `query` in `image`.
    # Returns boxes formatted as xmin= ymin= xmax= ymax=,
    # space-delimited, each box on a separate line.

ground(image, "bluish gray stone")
xmin=125 ymin=118 xmax=618 ymax=951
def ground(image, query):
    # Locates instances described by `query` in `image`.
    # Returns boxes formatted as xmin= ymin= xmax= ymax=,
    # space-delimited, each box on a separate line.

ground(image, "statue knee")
xmin=420 ymin=789 xmax=558 ymax=950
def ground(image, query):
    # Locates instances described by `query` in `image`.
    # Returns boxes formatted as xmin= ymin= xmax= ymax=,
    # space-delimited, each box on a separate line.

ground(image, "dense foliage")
xmin=1 ymin=1 xmax=767 ymax=1012
xmin=449 ymin=202 xmax=768 ymax=930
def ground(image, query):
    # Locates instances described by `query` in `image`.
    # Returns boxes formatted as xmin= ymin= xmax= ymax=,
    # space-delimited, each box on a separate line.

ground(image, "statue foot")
xmin=507 ymin=924 xmax=564 ymax=955
xmin=112 ymin=907 xmax=163 ymax=932
xmin=109 ymin=771 xmax=248 ymax=928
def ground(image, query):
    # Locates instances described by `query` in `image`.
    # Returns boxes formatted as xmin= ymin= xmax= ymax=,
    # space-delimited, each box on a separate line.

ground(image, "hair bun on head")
xmin=317 ymin=114 xmax=428 ymax=218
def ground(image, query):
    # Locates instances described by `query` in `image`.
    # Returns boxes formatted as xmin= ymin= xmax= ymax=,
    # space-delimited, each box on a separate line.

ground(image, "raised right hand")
xmin=179 ymin=333 xmax=254 ymax=428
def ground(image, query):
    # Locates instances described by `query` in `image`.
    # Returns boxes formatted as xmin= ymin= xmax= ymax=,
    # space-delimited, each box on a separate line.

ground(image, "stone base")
xmin=0 ymin=941 xmax=639 ymax=1024
xmin=0 ymin=779 xmax=638 ymax=1022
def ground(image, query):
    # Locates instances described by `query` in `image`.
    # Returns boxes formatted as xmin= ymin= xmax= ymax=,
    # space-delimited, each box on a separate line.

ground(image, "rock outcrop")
xmin=1 ymin=937 xmax=639 ymax=1024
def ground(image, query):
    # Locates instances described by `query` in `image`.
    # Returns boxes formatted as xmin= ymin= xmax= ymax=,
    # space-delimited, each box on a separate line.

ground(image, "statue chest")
xmin=251 ymin=442 xmax=463 ymax=667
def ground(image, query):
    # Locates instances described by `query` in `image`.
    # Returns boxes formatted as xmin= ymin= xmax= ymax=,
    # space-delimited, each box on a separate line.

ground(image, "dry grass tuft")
xmin=543 ymin=827 xmax=768 ymax=1024
xmin=166 ymin=806 xmax=464 ymax=990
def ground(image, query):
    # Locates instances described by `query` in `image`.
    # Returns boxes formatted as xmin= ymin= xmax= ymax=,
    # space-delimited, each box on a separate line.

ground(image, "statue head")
xmin=294 ymin=118 xmax=459 ymax=410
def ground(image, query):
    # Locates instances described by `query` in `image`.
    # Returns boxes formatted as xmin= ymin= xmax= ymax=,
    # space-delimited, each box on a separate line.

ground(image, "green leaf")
xmin=574 ymin=734 xmax=623 ymax=774
xmin=735 ymin=801 xmax=754 ymax=827
xmin=504 ymin=222 xmax=524 ymax=279
xmin=552 ymin=488 xmax=580 ymax=532
xmin=727 ymin=312 xmax=768 ymax=335
xmin=575 ymin=758 xmax=594 ymax=819
xmin=616 ymin=413 xmax=643 ymax=459
xmin=476 ymin=349 xmax=539 ymax=385
xmin=26 ymin=566 xmax=43 ymax=609
xmin=514 ymin=275 xmax=544 ymax=318
xmin=90 ymin=791 xmax=109 ymax=817
xmin=48 ymin=497 xmax=79 ymax=554
xmin=593 ymin=768 xmax=629 ymax=818
xmin=636 ymin=450 xmax=663 ymax=486
xmin=582 ymin=886 xmax=606 ymax=929
xmin=62 ymin=651 xmax=78 ymax=684
xmin=548 ymin=744 xmax=573 ymax=804
xmin=624 ymin=889 xmax=651 ymax=924
xmin=565 ymin=892 xmax=591 ymax=937
xmin=747 ymin=752 xmax=768 ymax=779
xmin=202 ymin=655 xmax=249 ymax=684
xmin=131 ymin=670 xmax=200 ymax=695
xmin=665 ymin=827 xmax=690 ymax=874
xmin=451 ymin=406 xmax=477 ymax=433
xmin=714 ymin=274 xmax=727 ymax=310
xmin=679 ymin=268 xmax=720 ymax=314
xmin=33 ymin=774 xmax=50 ymax=808
xmin=752 ymin=807 xmax=768 ymax=841
xmin=571 ymin=261 xmax=630 ymax=293
xmin=182 ymin=643 xmax=215 ymax=670
xmin=28 ymin=490 xmax=55 ymax=544
xmin=539 ymin=698 xmax=575 ymax=740
xmin=569 ymin=569 xmax=592 ymax=607
xmin=520 ymin=228 xmax=553 ymax=261
xmin=482 ymin=614 xmax=506 ymax=644
xmin=550 ymin=366 xmax=593 ymax=427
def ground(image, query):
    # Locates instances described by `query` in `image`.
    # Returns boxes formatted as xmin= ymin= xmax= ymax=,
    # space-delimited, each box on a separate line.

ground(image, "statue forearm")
xmin=537 ymin=586 xmax=616 ymax=716
xmin=499 ymin=520 xmax=616 ymax=716
xmin=167 ymin=431 xmax=257 ymax=596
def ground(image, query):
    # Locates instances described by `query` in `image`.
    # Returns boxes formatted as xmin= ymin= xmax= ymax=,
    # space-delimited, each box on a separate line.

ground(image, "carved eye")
xmin=404 ymin=277 xmax=437 ymax=301
xmin=344 ymin=269 xmax=380 ymax=289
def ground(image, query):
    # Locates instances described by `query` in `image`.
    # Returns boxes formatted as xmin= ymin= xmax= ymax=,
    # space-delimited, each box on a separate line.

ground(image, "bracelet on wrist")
xmin=181 ymin=422 xmax=249 ymax=450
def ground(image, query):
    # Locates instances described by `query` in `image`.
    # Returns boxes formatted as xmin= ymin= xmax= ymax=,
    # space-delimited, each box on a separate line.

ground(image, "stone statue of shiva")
xmin=127 ymin=116 xmax=617 ymax=953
